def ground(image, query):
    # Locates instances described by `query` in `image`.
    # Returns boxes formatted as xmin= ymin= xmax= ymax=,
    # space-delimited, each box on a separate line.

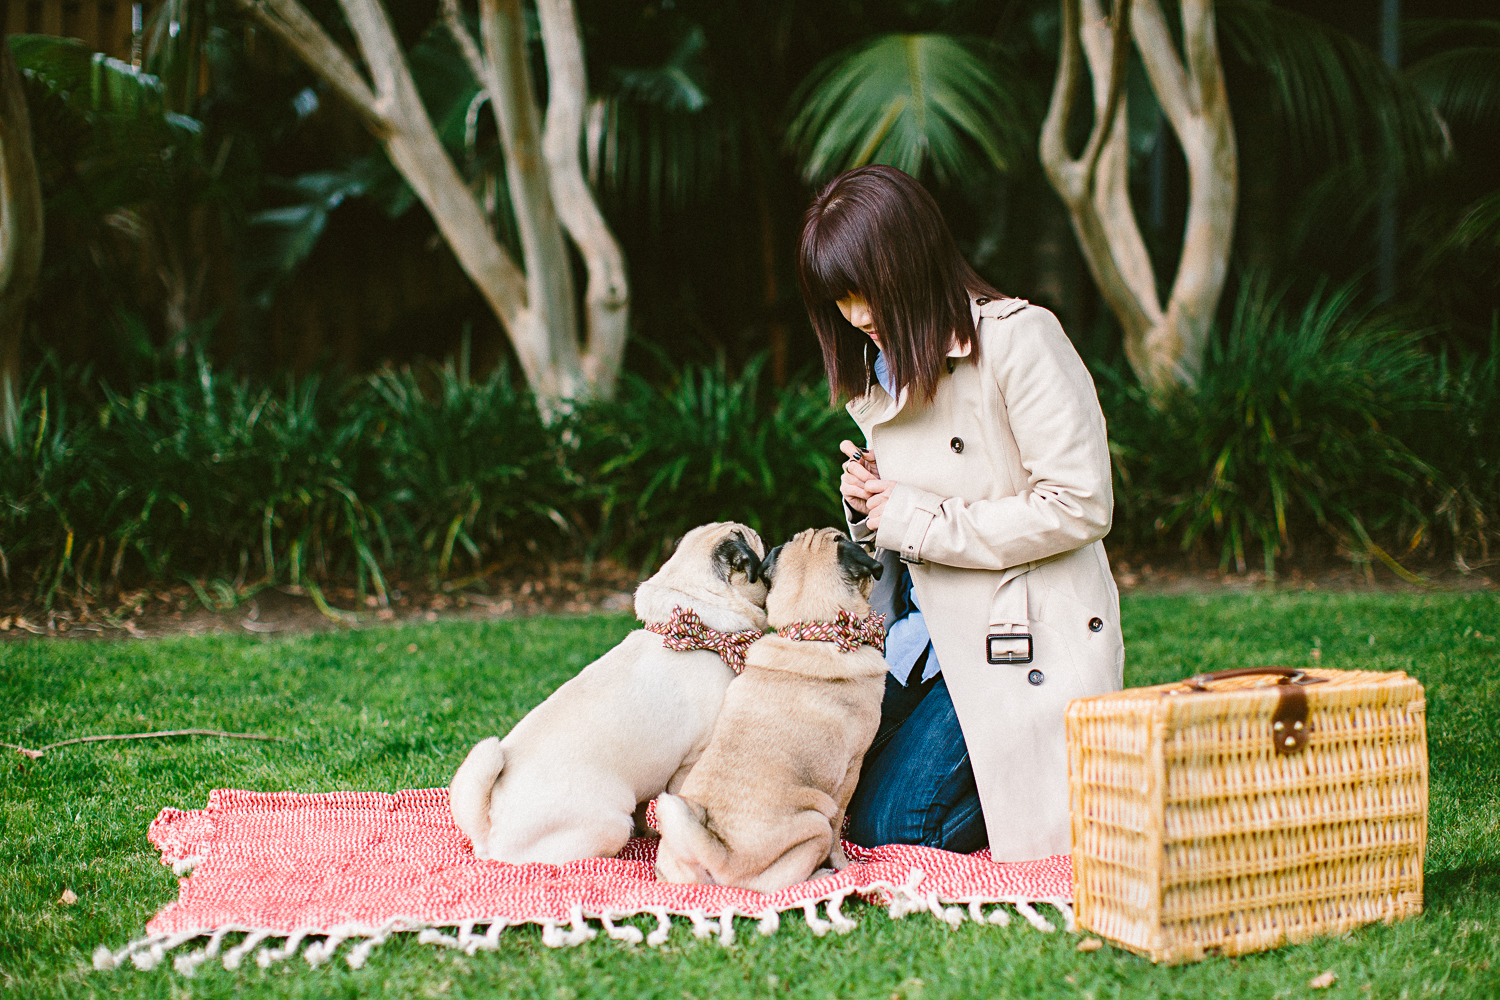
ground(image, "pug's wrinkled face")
xmin=635 ymin=522 xmax=770 ymax=631
xmin=760 ymin=527 xmax=883 ymax=627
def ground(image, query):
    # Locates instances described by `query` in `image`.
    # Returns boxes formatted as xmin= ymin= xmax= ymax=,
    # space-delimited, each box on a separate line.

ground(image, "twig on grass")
xmin=3 ymin=729 xmax=287 ymax=760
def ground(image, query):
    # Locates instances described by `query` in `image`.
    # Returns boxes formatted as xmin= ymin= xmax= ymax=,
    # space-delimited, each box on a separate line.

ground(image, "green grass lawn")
xmin=2 ymin=592 xmax=1498 ymax=999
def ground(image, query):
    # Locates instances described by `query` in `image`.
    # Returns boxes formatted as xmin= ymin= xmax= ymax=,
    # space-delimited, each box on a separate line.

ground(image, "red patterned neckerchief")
xmin=644 ymin=606 xmax=764 ymax=674
xmin=777 ymin=609 xmax=887 ymax=654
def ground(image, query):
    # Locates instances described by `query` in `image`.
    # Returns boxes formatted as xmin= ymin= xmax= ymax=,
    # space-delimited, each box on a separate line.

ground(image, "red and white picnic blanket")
xmin=97 ymin=788 xmax=1075 ymax=975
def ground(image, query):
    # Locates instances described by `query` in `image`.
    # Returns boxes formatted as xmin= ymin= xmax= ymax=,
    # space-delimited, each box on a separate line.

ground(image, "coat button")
xmin=1089 ymin=617 xmax=1103 ymax=632
xmin=1028 ymin=669 xmax=1045 ymax=686
xmin=950 ymin=437 xmax=964 ymax=453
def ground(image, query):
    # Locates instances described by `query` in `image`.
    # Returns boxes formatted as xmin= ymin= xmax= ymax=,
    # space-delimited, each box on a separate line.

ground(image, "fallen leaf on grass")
xmin=1076 ymin=937 xmax=1104 ymax=952
xmin=59 ymin=888 xmax=78 ymax=905
xmin=1310 ymin=971 xmax=1338 ymax=989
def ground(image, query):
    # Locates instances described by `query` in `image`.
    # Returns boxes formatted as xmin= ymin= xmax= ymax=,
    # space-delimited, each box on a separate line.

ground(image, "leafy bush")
xmin=1102 ymin=282 xmax=1439 ymax=578
xmin=0 ymin=353 xmax=859 ymax=607
xmin=1 ymin=358 xmax=385 ymax=609
xmin=1415 ymin=334 xmax=1500 ymax=567
xmin=366 ymin=363 xmax=582 ymax=583
xmin=0 ymin=382 xmax=96 ymax=603
xmin=6 ymin=316 xmax=1494 ymax=610
xmin=576 ymin=356 xmax=857 ymax=569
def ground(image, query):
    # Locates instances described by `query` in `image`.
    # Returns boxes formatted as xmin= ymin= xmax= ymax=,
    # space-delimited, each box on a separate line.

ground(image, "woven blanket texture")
xmin=106 ymin=787 xmax=1074 ymax=973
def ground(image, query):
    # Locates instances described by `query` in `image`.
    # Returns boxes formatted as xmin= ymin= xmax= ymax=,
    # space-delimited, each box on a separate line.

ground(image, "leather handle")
xmin=1183 ymin=666 xmax=1324 ymax=691
xmin=1175 ymin=667 xmax=1327 ymax=756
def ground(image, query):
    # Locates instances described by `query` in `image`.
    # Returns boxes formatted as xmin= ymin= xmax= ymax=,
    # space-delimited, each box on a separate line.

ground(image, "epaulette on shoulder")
xmin=976 ymin=296 xmax=1030 ymax=320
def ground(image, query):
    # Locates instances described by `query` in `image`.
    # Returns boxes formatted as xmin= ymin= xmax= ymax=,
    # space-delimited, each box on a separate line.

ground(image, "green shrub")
xmin=97 ymin=361 xmax=383 ymax=605
xmin=0 ymin=383 xmax=95 ymax=603
xmin=1416 ymin=334 xmax=1500 ymax=566
xmin=577 ymin=356 xmax=858 ymax=569
xmin=1102 ymin=282 xmax=1438 ymax=578
xmin=366 ymin=363 xmax=583 ymax=583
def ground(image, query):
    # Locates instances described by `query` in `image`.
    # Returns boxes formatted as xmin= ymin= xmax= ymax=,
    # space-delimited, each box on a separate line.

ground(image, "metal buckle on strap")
xmin=986 ymin=632 xmax=1033 ymax=664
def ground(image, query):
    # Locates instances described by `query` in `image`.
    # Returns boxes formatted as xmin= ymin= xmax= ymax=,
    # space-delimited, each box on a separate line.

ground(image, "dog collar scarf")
xmin=778 ymin=610 xmax=887 ymax=654
xmin=645 ymin=606 xmax=764 ymax=674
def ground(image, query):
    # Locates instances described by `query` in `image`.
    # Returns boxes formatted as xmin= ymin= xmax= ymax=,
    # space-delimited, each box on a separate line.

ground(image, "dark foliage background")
xmin=3 ymin=0 xmax=1499 ymax=607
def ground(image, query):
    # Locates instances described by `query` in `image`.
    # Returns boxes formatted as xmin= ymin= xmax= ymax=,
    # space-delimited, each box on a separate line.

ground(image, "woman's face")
xmin=836 ymin=293 xmax=882 ymax=350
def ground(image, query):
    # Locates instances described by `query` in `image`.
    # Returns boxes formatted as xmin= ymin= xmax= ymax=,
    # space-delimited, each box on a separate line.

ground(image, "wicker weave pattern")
xmin=1067 ymin=668 xmax=1427 ymax=963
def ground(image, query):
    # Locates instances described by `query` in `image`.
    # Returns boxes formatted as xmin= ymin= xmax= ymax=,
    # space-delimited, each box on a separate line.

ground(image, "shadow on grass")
xmin=1426 ymin=861 xmax=1500 ymax=909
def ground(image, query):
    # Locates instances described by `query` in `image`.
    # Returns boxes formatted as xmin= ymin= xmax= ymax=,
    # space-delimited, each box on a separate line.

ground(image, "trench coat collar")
xmin=846 ymin=293 xmax=989 ymax=426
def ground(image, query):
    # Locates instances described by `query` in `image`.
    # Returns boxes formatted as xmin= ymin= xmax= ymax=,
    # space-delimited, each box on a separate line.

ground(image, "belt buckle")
xmin=986 ymin=632 xmax=1033 ymax=664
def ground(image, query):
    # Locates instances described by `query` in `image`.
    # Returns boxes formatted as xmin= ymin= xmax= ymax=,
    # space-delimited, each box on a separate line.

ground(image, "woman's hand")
xmin=840 ymin=440 xmax=896 ymax=529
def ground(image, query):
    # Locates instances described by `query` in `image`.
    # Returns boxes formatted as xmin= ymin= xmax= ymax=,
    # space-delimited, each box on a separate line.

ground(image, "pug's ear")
xmin=713 ymin=531 xmax=764 ymax=583
xmin=837 ymin=537 xmax=884 ymax=583
xmin=758 ymin=544 xmax=784 ymax=587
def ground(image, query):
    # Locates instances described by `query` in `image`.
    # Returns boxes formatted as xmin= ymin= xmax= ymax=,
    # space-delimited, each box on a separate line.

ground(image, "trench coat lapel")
xmin=847 ymin=380 xmax=908 ymax=429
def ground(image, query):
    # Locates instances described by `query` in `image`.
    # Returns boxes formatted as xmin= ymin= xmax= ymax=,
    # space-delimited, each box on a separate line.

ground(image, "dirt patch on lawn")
xmin=2 ymin=550 xmax=1494 ymax=643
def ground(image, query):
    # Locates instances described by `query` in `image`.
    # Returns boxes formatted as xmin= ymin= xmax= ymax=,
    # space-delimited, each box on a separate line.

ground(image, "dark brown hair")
xmin=797 ymin=165 xmax=1001 ymax=405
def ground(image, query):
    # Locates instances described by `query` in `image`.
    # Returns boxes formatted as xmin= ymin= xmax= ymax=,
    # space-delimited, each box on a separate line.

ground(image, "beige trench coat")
xmin=846 ymin=296 xmax=1123 ymax=861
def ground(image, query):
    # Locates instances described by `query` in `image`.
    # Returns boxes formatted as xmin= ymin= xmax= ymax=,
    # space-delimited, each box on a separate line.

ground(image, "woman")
xmin=796 ymin=165 xmax=1123 ymax=862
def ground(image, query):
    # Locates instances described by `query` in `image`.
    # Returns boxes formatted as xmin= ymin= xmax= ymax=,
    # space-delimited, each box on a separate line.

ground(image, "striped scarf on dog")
xmin=778 ymin=610 xmax=887 ymax=654
xmin=645 ymin=607 xmax=764 ymax=674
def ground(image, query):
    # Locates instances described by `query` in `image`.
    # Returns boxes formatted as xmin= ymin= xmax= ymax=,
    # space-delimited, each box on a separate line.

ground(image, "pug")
xmin=448 ymin=522 xmax=767 ymax=864
xmin=654 ymin=527 xmax=887 ymax=892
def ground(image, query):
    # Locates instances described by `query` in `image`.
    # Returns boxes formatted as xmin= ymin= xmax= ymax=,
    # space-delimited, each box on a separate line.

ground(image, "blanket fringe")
xmin=99 ymin=887 xmax=1076 ymax=971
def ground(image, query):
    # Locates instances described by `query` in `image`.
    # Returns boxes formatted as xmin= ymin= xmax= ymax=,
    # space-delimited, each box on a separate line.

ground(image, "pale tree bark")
xmin=534 ymin=0 xmax=630 ymax=398
xmin=238 ymin=0 xmax=628 ymax=409
xmin=1040 ymin=0 xmax=1237 ymax=394
xmin=0 ymin=36 xmax=45 ymax=450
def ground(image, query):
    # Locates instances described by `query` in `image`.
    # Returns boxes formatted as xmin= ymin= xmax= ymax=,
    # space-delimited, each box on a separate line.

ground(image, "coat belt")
xmin=988 ymin=563 xmax=1033 ymax=632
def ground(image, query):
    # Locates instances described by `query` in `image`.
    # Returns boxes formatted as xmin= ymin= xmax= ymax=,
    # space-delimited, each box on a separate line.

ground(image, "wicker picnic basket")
xmin=1066 ymin=667 xmax=1427 ymax=964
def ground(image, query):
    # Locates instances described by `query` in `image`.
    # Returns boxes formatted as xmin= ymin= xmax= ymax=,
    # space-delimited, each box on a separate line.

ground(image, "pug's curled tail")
xmin=449 ymin=737 xmax=505 ymax=857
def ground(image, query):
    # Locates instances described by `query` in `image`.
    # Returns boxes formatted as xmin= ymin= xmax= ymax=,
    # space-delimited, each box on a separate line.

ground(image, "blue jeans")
xmin=845 ymin=669 xmax=988 ymax=853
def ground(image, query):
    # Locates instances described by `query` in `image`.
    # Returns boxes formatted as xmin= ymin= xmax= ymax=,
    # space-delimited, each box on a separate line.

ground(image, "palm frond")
xmin=1406 ymin=46 xmax=1500 ymax=137
xmin=586 ymin=24 xmax=737 ymax=220
xmin=609 ymin=25 xmax=710 ymax=113
xmin=785 ymin=33 xmax=1031 ymax=186
xmin=1217 ymin=0 xmax=1445 ymax=179
xmin=11 ymin=34 xmax=167 ymax=117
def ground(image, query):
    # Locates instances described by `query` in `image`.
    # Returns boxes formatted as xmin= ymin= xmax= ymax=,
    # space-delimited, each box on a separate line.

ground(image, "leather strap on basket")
xmin=1175 ymin=667 xmax=1327 ymax=756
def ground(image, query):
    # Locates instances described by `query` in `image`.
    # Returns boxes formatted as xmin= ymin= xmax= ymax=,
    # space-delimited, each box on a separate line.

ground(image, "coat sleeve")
xmin=873 ymin=305 xmax=1113 ymax=571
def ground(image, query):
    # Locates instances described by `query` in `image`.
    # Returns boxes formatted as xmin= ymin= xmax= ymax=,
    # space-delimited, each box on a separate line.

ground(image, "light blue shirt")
xmin=873 ymin=351 xmax=941 ymax=686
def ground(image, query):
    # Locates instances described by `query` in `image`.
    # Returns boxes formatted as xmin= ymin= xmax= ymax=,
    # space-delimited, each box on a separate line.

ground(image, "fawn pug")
xmin=654 ymin=527 xmax=887 ymax=892
xmin=448 ymin=522 xmax=767 ymax=864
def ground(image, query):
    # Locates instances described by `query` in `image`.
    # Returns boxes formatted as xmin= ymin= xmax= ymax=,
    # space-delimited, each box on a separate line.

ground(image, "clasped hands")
xmin=839 ymin=440 xmax=896 ymax=532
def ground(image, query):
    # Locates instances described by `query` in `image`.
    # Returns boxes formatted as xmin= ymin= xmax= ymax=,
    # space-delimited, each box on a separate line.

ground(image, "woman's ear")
xmin=836 ymin=537 xmax=884 ymax=583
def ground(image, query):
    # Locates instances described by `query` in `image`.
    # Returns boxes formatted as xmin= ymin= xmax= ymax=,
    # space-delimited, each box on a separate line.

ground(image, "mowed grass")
xmin=2 ymin=591 xmax=1498 ymax=999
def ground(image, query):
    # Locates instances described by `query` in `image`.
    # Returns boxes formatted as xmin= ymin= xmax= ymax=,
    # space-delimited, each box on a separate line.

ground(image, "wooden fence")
xmin=4 ymin=0 xmax=154 ymax=61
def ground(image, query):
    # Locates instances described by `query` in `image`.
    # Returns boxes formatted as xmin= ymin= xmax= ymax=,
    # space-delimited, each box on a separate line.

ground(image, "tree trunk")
xmin=0 ymin=35 xmax=44 ymax=449
xmin=535 ymin=0 xmax=630 ymax=399
xmin=478 ymin=0 xmax=584 ymax=402
xmin=237 ymin=0 xmax=628 ymax=411
xmin=1040 ymin=0 xmax=1237 ymax=395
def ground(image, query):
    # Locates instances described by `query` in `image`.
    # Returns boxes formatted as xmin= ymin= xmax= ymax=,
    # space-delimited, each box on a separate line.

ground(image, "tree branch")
xmin=536 ymin=0 xmax=629 ymax=396
xmin=0 ymin=36 xmax=44 ymax=450
xmin=4 ymin=729 xmax=286 ymax=760
xmin=480 ymin=0 xmax=583 ymax=399
xmin=1083 ymin=0 xmax=1133 ymax=189
xmin=1130 ymin=0 xmax=1194 ymax=134
xmin=440 ymin=0 xmax=489 ymax=94
xmin=1040 ymin=0 xmax=1085 ymax=199
xmin=235 ymin=0 xmax=389 ymax=135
